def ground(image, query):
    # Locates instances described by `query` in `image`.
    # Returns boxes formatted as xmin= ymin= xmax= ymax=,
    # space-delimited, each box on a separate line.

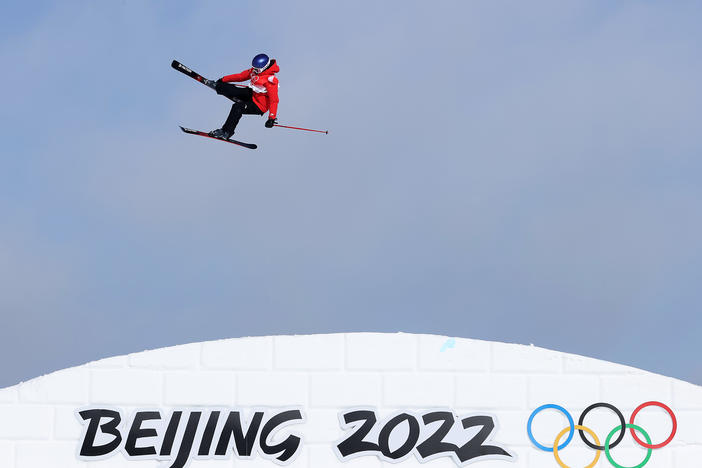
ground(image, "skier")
xmin=208 ymin=53 xmax=279 ymax=139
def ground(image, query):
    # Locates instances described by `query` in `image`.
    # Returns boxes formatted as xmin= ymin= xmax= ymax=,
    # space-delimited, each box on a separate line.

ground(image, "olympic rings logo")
xmin=527 ymin=401 xmax=677 ymax=468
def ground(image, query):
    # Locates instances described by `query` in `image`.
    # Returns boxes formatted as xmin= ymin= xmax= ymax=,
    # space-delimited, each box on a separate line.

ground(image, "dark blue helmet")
xmin=251 ymin=53 xmax=270 ymax=73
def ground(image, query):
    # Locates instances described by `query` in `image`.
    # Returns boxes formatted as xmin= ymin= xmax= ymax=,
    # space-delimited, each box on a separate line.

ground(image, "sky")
xmin=1 ymin=0 xmax=701 ymax=388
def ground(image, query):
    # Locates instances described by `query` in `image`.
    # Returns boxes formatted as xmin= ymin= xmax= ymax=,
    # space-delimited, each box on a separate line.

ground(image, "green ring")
xmin=605 ymin=424 xmax=652 ymax=468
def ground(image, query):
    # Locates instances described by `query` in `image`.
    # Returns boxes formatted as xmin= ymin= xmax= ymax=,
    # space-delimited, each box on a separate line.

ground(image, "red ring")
xmin=628 ymin=401 xmax=677 ymax=449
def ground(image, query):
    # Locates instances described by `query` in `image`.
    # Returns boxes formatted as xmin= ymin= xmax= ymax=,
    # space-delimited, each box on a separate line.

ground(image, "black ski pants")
xmin=215 ymin=82 xmax=264 ymax=133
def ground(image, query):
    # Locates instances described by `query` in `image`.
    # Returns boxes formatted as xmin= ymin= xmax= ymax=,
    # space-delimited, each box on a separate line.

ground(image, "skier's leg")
xmin=209 ymin=99 xmax=246 ymax=138
xmin=215 ymin=82 xmax=253 ymax=101
xmin=221 ymin=101 xmax=248 ymax=135
xmin=219 ymin=100 xmax=263 ymax=135
xmin=210 ymin=96 xmax=264 ymax=138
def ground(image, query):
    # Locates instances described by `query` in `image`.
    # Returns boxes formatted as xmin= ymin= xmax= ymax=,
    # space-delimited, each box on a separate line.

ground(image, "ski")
xmin=171 ymin=60 xmax=246 ymax=99
xmin=179 ymin=126 xmax=257 ymax=150
xmin=171 ymin=60 xmax=217 ymax=91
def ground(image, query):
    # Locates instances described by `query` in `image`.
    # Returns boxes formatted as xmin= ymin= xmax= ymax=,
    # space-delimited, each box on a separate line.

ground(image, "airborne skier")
xmin=171 ymin=56 xmax=325 ymax=148
xmin=208 ymin=53 xmax=279 ymax=140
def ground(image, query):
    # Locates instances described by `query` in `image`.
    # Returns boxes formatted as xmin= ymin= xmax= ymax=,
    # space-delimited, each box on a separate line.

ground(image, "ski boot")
xmin=208 ymin=128 xmax=233 ymax=140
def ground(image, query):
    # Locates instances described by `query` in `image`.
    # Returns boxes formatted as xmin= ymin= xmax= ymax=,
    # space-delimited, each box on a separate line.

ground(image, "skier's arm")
xmin=266 ymin=76 xmax=279 ymax=120
xmin=221 ymin=69 xmax=252 ymax=83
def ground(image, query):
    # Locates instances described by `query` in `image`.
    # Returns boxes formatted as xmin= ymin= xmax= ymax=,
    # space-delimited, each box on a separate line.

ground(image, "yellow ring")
xmin=553 ymin=425 xmax=601 ymax=468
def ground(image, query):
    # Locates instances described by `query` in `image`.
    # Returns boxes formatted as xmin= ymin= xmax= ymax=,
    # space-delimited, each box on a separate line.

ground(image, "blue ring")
xmin=527 ymin=404 xmax=575 ymax=452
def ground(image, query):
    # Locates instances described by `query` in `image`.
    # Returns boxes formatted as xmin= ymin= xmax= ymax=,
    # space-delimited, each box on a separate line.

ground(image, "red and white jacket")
xmin=222 ymin=60 xmax=280 ymax=119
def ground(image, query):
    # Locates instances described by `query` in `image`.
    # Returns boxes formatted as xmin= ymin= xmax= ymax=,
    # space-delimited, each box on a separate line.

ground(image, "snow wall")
xmin=0 ymin=333 xmax=700 ymax=468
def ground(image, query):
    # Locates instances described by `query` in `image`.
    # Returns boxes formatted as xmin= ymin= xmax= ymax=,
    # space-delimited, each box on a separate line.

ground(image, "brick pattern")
xmin=0 ymin=333 xmax=699 ymax=468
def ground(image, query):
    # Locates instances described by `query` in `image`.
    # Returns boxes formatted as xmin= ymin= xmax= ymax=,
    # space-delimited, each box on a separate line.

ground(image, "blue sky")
xmin=1 ymin=0 xmax=701 ymax=388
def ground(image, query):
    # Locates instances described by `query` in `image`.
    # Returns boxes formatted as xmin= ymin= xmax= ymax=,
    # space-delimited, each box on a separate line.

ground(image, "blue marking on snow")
xmin=440 ymin=338 xmax=456 ymax=352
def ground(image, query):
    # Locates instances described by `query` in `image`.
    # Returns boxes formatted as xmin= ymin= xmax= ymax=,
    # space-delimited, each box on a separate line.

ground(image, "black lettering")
xmin=416 ymin=411 xmax=458 ymax=459
xmin=78 ymin=409 xmax=122 ymax=457
xmin=259 ymin=410 xmax=303 ymax=462
xmin=456 ymin=415 xmax=511 ymax=462
xmin=377 ymin=413 xmax=420 ymax=460
xmin=125 ymin=411 xmax=160 ymax=457
xmin=198 ymin=411 xmax=221 ymax=456
xmin=214 ymin=411 xmax=263 ymax=457
xmin=159 ymin=411 xmax=182 ymax=456
xmin=336 ymin=410 xmax=380 ymax=457
xmin=169 ymin=411 xmax=202 ymax=468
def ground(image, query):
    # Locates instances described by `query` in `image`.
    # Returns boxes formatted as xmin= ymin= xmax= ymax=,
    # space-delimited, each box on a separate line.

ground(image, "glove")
xmin=265 ymin=118 xmax=277 ymax=128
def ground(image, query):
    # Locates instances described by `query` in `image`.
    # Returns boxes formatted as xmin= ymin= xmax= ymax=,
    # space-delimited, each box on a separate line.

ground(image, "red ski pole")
xmin=274 ymin=124 xmax=328 ymax=134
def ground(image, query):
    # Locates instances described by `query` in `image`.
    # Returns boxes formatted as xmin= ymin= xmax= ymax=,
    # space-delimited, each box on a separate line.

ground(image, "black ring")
xmin=577 ymin=402 xmax=626 ymax=450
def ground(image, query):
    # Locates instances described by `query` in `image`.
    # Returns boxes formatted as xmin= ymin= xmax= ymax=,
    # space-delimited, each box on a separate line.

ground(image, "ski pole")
xmin=274 ymin=124 xmax=328 ymax=134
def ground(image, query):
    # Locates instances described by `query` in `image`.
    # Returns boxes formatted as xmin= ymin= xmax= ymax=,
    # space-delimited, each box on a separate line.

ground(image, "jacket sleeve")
xmin=266 ymin=76 xmax=279 ymax=119
xmin=222 ymin=69 xmax=252 ymax=82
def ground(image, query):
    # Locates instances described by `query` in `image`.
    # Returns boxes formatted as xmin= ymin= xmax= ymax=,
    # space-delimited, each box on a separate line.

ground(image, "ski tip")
xmin=228 ymin=140 xmax=258 ymax=150
xmin=171 ymin=60 xmax=180 ymax=68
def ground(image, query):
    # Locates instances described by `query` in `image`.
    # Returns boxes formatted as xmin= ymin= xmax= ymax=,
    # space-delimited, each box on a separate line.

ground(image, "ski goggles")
xmin=252 ymin=60 xmax=270 ymax=74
